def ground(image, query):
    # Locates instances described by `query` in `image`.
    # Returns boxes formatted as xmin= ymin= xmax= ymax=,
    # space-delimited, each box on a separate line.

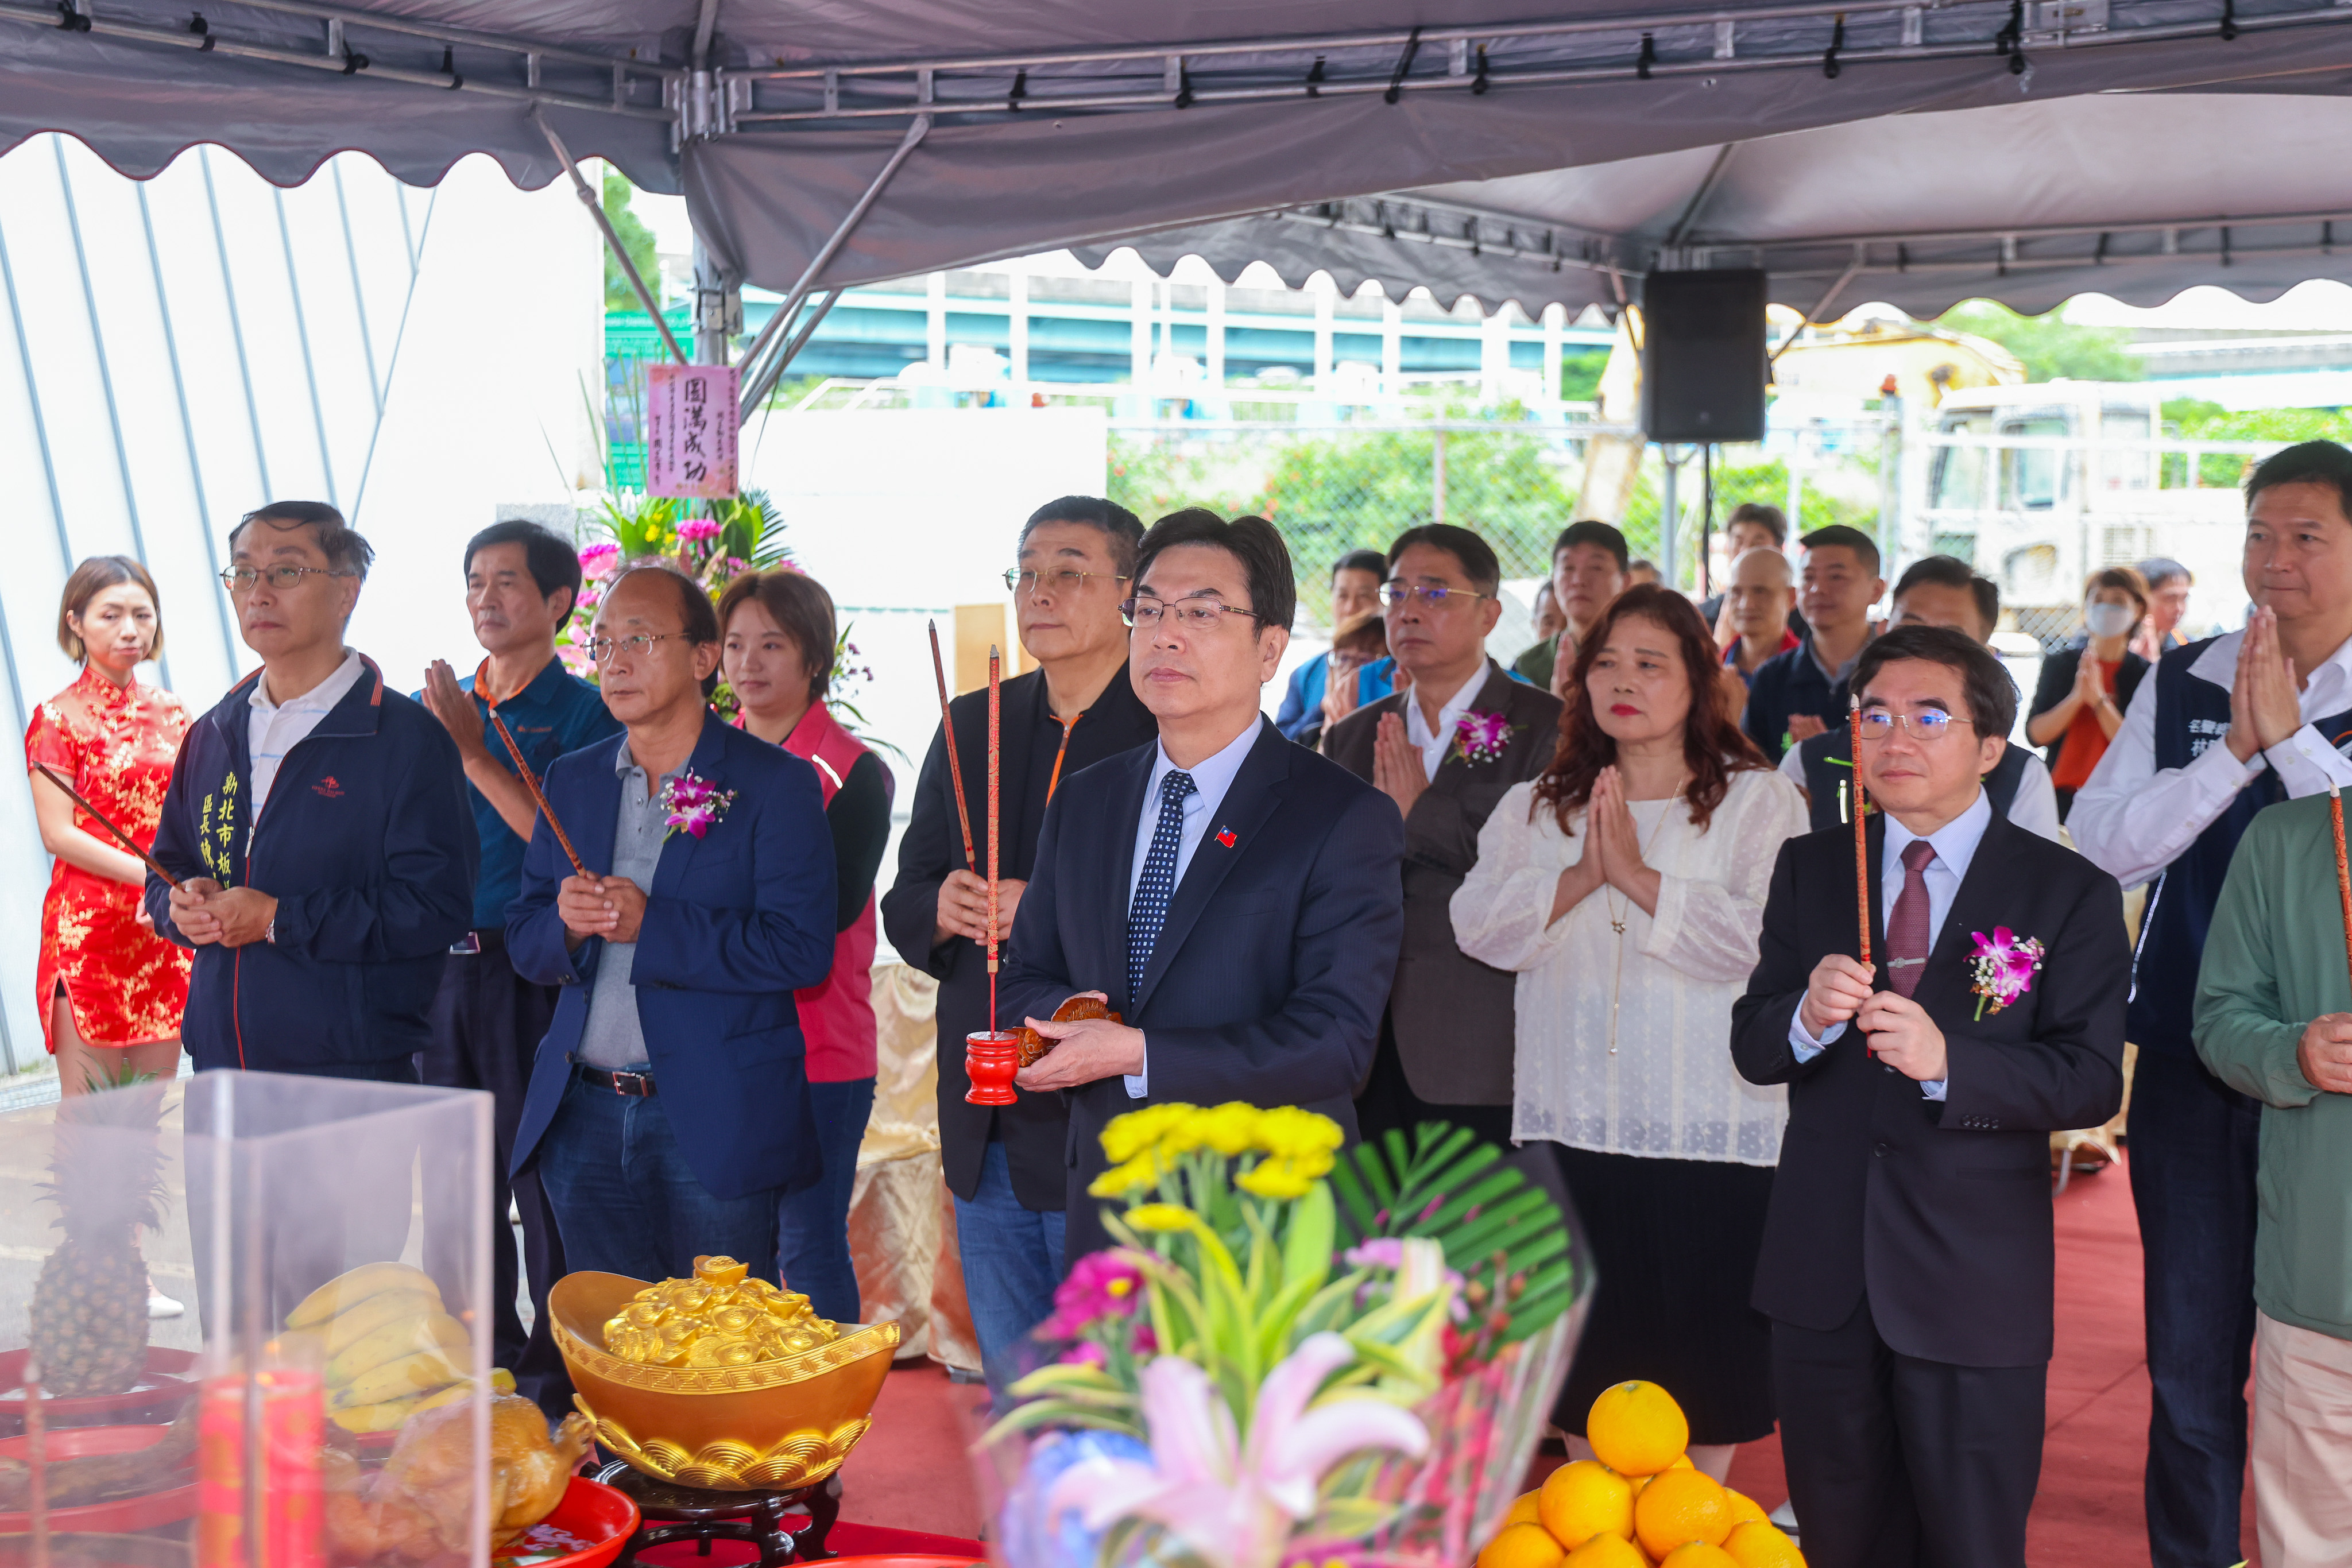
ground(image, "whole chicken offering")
xmin=601 ymin=1255 xmax=838 ymax=1368
xmin=323 ymin=1392 xmax=595 ymax=1560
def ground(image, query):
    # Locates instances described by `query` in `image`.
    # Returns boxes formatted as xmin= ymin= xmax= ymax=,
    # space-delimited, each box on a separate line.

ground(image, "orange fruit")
xmin=1587 ymin=1381 xmax=1691 ymax=1476
xmin=1633 ymin=1468 xmax=1735 ymax=1559
xmin=1507 ymin=1491 xmax=1545 ymax=1528
xmin=1722 ymin=1489 xmax=1769 ymax=1528
xmin=1478 ymin=1522 xmax=1568 ymax=1568
xmin=1721 ymin=1520 xmax=1805 ymax=1568
xmin=1563 ymin=1533 xmax=1651 ymax=1568
xmin=1539 ymin=1460 xmax=1635 ymax=1548
xmin=1658 ymin=1546 xmax=1738 ymax=1568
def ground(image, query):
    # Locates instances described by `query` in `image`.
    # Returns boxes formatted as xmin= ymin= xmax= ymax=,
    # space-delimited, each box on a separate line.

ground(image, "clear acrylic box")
xmin=0 ymin=1070 xmax=496 ymax=1568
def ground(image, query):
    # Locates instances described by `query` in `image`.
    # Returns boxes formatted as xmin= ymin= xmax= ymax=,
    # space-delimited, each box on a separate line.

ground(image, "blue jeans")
xmin=952 ymin=1139 xmax=1066 ymax=1402
xmin=776 ymin=1076 xmax=875 ymax=1323
xmin=2129 ymin=1050 xmax=2262 ymax=1568
xmin=537 ymin=1072 xmax=781 ymax=1284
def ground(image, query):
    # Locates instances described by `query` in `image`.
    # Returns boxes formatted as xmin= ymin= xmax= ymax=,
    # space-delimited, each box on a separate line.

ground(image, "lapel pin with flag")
xmin=1216 ymin=827 xmax=1237 ymax=849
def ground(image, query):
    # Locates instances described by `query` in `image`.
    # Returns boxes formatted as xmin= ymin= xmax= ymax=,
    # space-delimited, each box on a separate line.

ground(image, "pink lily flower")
xmin=1045 ymin=1332 xmax=1428 ymax=1568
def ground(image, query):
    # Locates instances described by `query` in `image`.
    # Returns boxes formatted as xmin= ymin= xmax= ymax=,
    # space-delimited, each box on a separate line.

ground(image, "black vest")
xmin=2127 ymin=637 xmax=2352 ymax=1057
xmin=1796 ymin=730 xmax=2030 ymax=835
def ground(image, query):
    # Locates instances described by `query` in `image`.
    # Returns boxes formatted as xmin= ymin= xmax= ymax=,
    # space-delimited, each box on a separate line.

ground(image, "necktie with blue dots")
xmin=1127 ymin=770 xmax=1197 ymax=1001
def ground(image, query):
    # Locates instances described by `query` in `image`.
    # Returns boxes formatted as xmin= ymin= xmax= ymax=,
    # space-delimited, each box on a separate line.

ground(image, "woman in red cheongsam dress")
xmin=26 ymin=556 xmax=193 ymax=1096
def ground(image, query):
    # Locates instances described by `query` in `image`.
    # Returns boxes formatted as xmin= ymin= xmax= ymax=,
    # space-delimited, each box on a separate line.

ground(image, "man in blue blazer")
xmin=508 ymin=564 xmax=837 ymax=1285
xmin=1004 ymin=510 xmax=1406 ymax=1263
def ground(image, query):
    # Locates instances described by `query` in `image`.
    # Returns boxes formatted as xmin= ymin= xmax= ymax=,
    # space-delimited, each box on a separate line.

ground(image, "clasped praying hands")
xmin=2227 ymin=606 xmax=2307 ymax=763
xmin=1549 ymin=765 xmax=1663 ymax=925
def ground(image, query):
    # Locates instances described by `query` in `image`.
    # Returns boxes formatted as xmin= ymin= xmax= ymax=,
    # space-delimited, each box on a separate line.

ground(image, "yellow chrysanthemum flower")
xmin=1100 ymin=1102 xmax=1196 ymax=1166
xmin=1194 ymin=1102 xmax=1263 ymax=1157
xmin=1124 ymin=1203 xmax=1200 ymax=1233
xmin=1236 ymin=1158 xmax=1315 ymax=1201
xmin=1255 ymin=1106 xmax=1344 ymax=1160
xmin=1086 ymin=1153 xmax=1159 ymax=1198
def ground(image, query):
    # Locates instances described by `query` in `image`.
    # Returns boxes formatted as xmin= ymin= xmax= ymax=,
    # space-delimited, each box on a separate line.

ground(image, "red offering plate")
xmin=493 ymin=1476 xmax=640 ymax=1568
xmin=0 ymin=1348 xmax=199 ymax=1436
xmin=0 ymin=1423 xmax=197 ymax=1534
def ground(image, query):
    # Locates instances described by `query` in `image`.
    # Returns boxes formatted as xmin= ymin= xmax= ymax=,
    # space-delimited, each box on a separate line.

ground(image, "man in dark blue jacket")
xmin=507 ymin=564 xmax=837 ymax=1284
xmin=1004 ymin=510 xmax=1405 ymax=1265
xmin=148 ymin=502 xmax=478 ymax=1080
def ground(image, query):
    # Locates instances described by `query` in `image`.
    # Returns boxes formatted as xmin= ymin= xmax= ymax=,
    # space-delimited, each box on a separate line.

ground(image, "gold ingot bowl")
xmin=550 ymin=1271 xmax=900 ymax=1492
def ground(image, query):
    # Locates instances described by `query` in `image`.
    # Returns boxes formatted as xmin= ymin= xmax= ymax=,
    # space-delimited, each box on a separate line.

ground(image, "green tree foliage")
xmin=1936 ymin=300 xmax=2145 ymax=384
xmin=1560 ymin=350 xmax=1608 ymax=405
xmin=2161 ymin=399 xmax=2352 ymax=486
xmin=601 ymin=167 xmax=662 ymax=313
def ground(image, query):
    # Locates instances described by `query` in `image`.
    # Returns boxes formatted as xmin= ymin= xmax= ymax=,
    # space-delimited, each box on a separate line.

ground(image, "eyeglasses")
xmin=1120 ymin=597 xmax=1262 ymax=632
xmin=587 ymin=632 xmax=691 ymax=663
xmin=1004 ymin=567 xmax=1130 ymax=595
xmin=219 ymin=565 xmax=356 ymax=594
xmin=1856 ymin=708 xmax=1975 ymax=743
xmin=1379 ymin=583 xmax=1495 ymax=609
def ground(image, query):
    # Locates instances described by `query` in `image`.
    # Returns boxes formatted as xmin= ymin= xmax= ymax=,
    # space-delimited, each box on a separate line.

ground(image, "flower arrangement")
xmin=984 ymin=1108 xmax=1586 ymax=1568
xmin=659 ymin=771 xmax=737 ymax=839
xmin=1450 ymin=711 xmax=1518 ymax=767
xmin=1967 ymin=926 xmax=2047 ymax=1019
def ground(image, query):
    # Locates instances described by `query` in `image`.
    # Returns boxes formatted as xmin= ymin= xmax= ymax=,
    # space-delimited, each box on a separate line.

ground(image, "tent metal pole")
xmin=534 ymin=108 xmax=686 ymax=365
xmin=740 ymin=289 xmax=842 ymax=415
xmin=732 ymin=113 xmax=929 ymax=421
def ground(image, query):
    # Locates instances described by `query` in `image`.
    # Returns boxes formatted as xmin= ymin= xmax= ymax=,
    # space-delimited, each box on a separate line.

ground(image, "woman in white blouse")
xmin=1452 ymin=583 xmax=1808 ymax=1480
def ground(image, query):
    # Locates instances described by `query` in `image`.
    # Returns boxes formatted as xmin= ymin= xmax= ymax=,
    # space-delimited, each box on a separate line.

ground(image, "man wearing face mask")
xmin=1780 ymin=556 xmax=2060 ymax=842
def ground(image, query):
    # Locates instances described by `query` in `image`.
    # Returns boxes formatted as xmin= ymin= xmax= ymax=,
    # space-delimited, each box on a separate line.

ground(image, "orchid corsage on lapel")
xmin=1449 ymin=709 xmax=1520 ymax=766
xmin=660 ymin=769 xmax=737 ymax=839
xmin=1967 ymin=926 xmax=2047 ymax=1020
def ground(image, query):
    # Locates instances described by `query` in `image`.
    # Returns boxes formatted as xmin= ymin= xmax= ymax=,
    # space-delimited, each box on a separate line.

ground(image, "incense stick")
xmin=2331 ymin=784 xmax=2352 ymax=997
xmin=485 ymin=704 xmax=590 ymax=880
xmin=1850 ymin=703 xmax=1871 ymax=971
xmin=927 ymin=620 xmax=980 ymax=873
xmin=987 ymin=644 xmax=1002 ymax=1033
xmin=1851 ymin=703 xmax=1876 ymax=1060
xmin=30 ymin=762 xmax=181 ymax=889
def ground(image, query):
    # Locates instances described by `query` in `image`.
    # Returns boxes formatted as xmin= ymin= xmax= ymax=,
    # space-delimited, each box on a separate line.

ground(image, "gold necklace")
xmin=1602 ymin=788 xmax=1684 ymax=1056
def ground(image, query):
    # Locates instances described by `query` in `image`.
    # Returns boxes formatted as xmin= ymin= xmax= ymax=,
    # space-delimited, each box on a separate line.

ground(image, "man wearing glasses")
xmin=1732 ymin=624 xmax=2127 ymax=1568
xmin=147 ymin=502 xmax=478 ymax=1082
xmin=508 ymin=564 xmax=837 ymax=1288
xmin=999 ymin=509 xmax=1405 ymax=1262
xmin=1321 ymin=524 xmax=1563 ymax=1147
xmin=882 ymin=495 xmax=1158 ymax=1384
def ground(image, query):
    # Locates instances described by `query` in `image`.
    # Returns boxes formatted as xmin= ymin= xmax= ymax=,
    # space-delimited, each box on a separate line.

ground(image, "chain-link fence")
xmin=1107 ymin=420 xmax=1888 ymax=625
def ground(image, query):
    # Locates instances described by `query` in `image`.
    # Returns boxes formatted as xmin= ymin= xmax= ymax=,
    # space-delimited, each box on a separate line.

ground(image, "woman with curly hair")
xmin=1450 ymin=583 xmax=1808 ymax=1478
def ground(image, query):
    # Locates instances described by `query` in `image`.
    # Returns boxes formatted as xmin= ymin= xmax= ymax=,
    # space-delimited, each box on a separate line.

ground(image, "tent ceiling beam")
xmin=536 ymin=107 xmax=686 ymax=364
xmin=9 ymin=0 xmax=676 ymax=123
xmin=719 ymin=0 xmax=2352 ymax=126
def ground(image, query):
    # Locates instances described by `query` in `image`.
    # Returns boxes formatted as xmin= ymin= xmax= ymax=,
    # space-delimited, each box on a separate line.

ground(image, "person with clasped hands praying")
xmin=2070 ymin=441 xmax=2352 ymax=1568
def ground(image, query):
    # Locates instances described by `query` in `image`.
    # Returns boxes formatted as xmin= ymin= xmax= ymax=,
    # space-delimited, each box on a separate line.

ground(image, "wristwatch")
xmin=264 ymin=915 xmax=277 ymax=945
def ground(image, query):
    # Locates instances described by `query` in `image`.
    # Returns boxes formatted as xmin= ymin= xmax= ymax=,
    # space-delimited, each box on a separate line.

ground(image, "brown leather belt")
xmin=571 ymin=1059 xmax=656 ymax=1097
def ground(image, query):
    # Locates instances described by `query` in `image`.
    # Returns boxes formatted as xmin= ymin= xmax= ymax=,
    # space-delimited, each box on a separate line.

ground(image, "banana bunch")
xmin=285 ymin=1262 xmax=512 ymax=1434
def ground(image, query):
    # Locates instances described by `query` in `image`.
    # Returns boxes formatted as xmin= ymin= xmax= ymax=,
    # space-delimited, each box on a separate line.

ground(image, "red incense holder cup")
xmin=964 ymin=1031 xmax=1022 ymax=1106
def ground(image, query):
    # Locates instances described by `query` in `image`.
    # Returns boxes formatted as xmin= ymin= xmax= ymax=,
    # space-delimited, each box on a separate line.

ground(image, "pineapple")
xmin=27 ymin=1071 xmax=170 ymax=1396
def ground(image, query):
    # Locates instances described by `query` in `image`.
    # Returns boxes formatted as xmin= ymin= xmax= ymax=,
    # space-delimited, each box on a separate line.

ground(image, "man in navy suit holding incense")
xmin=1004 ymin=509 xmax=1406 ymax=1262
xmin=508 ymin=564 xmax=837 ymax=1283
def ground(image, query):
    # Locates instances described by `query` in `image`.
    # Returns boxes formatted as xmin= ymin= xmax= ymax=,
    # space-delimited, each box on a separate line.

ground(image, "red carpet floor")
xmin=829 ymin=1153 xmax=2253 ymax=1565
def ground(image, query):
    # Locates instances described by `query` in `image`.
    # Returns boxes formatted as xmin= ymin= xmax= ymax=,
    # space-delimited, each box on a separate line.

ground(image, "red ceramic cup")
xmin=964 ymin=1031 xmax=1022 ymax=1106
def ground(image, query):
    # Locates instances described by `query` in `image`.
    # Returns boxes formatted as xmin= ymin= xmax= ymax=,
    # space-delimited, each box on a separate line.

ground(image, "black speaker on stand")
xmin=1639 ymin=268 xmax=1767 ymax=444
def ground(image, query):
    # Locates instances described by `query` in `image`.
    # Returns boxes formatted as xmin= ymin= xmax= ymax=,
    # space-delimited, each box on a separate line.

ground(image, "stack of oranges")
xmin=1476 ymin=1380 xmax=1805 ymax=1568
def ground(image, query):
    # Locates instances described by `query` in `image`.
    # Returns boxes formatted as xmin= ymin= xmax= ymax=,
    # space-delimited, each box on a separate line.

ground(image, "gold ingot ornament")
xmin=553 ymin=1263 xmax=898 ymax=1492
xmin=602 ymin=1255 xmax=840 ymax=1368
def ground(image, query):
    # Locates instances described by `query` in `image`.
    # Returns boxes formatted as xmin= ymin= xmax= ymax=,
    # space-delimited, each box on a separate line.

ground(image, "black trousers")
xmin=1354 ymin=1012 xmax=1514 ymax=1148
xmin=2126 ymin=1050 xmax=2262 ymax=1568
xmin=1773 ymin=1295 xmax=2046 ymax=1568
xmin=424 ymin=939 xmax=570 ymax=1419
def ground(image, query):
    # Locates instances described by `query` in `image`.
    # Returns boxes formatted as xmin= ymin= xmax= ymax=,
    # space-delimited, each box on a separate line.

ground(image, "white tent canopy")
xmin=11 ymin=0 xmax=2352 ymax=323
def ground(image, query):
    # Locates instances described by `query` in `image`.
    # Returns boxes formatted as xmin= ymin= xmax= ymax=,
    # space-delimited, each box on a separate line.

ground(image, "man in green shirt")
xmin=2194 ymin=791 xmax=2352 ymax=1566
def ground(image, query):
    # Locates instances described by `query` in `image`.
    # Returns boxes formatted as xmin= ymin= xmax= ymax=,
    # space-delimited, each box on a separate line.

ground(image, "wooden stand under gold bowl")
xmin=549 ymin=1271 xmax=899 ymax=1493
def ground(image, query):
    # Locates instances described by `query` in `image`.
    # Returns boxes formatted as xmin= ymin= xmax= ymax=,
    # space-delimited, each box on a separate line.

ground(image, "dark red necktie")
xmin=1885 ymin=839 xmax=1937 ymax=998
